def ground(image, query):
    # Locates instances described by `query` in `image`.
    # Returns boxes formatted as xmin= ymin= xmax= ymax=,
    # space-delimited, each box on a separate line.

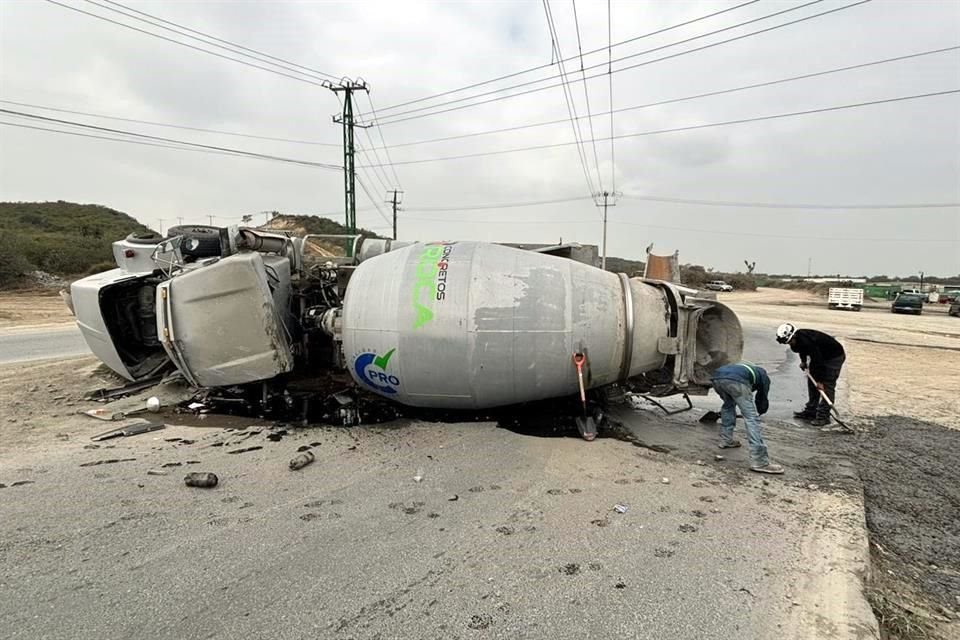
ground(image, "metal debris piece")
xmin=85 ymin=376 xmax=164 ymax=402
xmin=147 ymin=469 xmax=168 ymax=476
xmin=184 ymin=472 xmax=218 ymax=488
xmin=448 ymin=494 xmax=459 ymax=502
xmin=714 ymin=455 xmax=725 ymax=461
xmin=79 ymin=458 xmax=136 ymax=467
xmin=289 ymin=450 xmax=315 ymax=470
xmin=226 ymin=446 xmax=263 ymax=455
xmin=91 ymin=420 xmax=165 ymax=442
xmin=614 ymin=504 xmax=628 ymax=514
xmin=297 ymin=445 xmax=312 ymax=452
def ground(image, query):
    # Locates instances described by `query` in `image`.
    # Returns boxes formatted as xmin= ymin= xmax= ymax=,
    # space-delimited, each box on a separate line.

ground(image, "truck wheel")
xmin=125 ymin=231 xmax=164 ymax=245
xmin=166 ymin=225 xmax=221 ymax=258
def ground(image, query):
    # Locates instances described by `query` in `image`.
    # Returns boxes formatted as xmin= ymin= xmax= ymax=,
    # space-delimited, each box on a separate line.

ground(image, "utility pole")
xmin=158 ymin=218 xmax=165 ymax=235
xmin=386 ymin=190 xmax=403 ymax=240
xmin=208 ymin=215 xmax=215 ymax=226
xmin=327 ymin=79 xmax=371 ymax=242
xmin=176 ymin=216 xmax=183 ymax=226
xmin=596 ymin=191 xmax=617 ymax=270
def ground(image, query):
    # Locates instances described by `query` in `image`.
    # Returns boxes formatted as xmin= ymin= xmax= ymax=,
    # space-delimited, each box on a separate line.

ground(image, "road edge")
xmin=789 ymin=471 xmax=880 ymax=639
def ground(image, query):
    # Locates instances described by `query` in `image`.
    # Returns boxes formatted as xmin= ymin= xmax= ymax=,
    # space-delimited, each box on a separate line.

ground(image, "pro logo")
xmin=354 ymin=348 xmax=400 ymax=394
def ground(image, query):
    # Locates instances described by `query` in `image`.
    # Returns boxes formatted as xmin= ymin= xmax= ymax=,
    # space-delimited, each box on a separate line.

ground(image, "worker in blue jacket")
xmin=710 ymin=362 xmax=784 ymax=475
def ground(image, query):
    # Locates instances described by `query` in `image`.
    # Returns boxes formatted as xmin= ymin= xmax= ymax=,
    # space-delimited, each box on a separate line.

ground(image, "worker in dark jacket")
xmin=775 ymin=323 xmax=846 ymax=427
xmin=710 ymin=362 xmax=784 ymax=475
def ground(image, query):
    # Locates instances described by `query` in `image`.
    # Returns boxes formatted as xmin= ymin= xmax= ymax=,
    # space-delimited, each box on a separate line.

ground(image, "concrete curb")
xmin=788 ymin=474 xmax=880 ymax=639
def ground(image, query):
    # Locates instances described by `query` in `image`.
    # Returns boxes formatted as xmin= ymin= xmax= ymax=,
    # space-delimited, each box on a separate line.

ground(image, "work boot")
xmin=718 ymin=440 xmax=742 ymax=449
xmin=751 ymin=463 xmax=785 ymax=475
xmin=810 ymin=416 xmax=831 ymax=427
xmin=793 ymin=410 xmax=816 ymax=421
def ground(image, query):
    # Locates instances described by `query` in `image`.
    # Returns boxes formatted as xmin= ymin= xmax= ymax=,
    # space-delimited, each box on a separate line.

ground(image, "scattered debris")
xmin=447 ymin=494 xmax=459 ymax=502
xmin=678 ymin=524 xmax=698 ymax=533
xmin=661 ymin=477 xmax=670 ymax=484
xmin=560 ymin=563 xmax=581 ymax=576
xmin=413 ymin=469 xmax=424 ymax=483
xmin=266 ymin=430 xmax=288 ymax=442
xmin=297 ymin=445 xmax=312 ymax=452
xmin=467 ymin=613 xmax=493 ymax=630
xmin=615 ymin=582 xmax=627 ymax=589
xmin=86 ymin=377 xmax=165 ymax=402
xmin=146 ymin=396 xmax=161 ymax=412
xmin=289 ymin=451 xmax=315 ymax=471
xmin=715 ymin=454 xmax=725 ymax=461
xmin=184 ymin=472 xmax=218 ymax=488
xmin=146 ymin=469 xmax=168 ymax=476
xmin=10 ymin=480 xmax=35 ymax=487
xmin=90 ymin=420 xmax=165 ymax=441
xmin=226 ymin=446 xmax=263 ymax=455
xmin=699 ymin=410 xmax=721 ymax=423
xmin=79 ymin=458 xmax=136 ymax=467
xmin=495 ymin=526 xmax=514 ymax=535
xmin=614 ymin=504 xmax=628 ymax=514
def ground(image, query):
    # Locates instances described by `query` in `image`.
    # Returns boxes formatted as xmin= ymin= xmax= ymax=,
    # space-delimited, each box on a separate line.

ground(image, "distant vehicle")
xmin=827 ymin=287 xmax=863 ymax=311
xmin=938 ymin=290 xmax=960 ymax=304
xmin=705 ymin=280 xmax=734 ymax=292
xmin=892 ymin=292 xmax=924 ymax=315
xmin=949 ymin=300 xmax=960 ymax=317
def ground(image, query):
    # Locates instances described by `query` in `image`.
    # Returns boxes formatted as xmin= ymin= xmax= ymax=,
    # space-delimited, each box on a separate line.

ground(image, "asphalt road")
xmin=0 ymin=325 xmax=88 ymax=364
xmin=0 ymin=321 xmax=867 ymax=640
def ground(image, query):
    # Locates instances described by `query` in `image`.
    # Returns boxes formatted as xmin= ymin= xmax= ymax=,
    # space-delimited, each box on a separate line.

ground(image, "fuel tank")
xmin=341 ymin=241 xmax=741 ymax=409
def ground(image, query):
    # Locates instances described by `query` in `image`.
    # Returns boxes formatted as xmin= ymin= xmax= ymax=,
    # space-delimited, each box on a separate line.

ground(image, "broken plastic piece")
xmin=614 ymin=504 xmax=628 ymax=514
xmin=289 ymin=451 xmax=315 ymax=471
xmin=184 ymin=472 xmax=218 ymax=488
xmin=91 ymin=421 xmax=165 ymax=441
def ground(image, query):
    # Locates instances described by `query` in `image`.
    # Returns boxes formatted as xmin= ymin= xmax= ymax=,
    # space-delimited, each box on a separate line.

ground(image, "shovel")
xmin=804 ymin=370 xmax=851 ymax=431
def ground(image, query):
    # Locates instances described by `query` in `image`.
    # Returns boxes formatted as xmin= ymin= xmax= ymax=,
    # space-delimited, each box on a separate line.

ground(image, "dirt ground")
xmin=720 ymin=288 xmax=960 ymax=430
xmin=2 ymin=289 xmax=958 ymax=638
xmin=0 ymin=291 xmax=74 ymax=329
xmin=720 ymin=288 xmax=960 ymax=638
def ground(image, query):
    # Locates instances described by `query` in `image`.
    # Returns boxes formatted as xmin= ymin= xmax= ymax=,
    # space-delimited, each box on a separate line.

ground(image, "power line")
xmin=607 ymin=0 xmax=616 ymax=194
xmin=543 ymin=0 xmax=602 ymax=198
xmin=375 ymin=45 xmax=959 ymax=149
xmin=0 ymin=99 xmax=339 ymax=146
xmin=0 ymin=119 xmax=337 ymax=168
xmin=364 ymin=93 xmax=403 ymax=189
xmin=0 ymin=109 xmax=342 ymax=170
xmin=44 ymin=0 xmax=333 ymax=88
xmin=405 ymin=195 xmax=596 ymax=212
xmin=355 ymin=174 xmax=392 ymax=226
xmin=619 ymin=195 xmax=960 ymax=209
xmin=371 ymin=0 xmax=853 ymax=125
xmin=373 ymin=0 xmax=761 ymax=113
xmin=400 ymin=213 xmax=955 ymax=244
xmin=570 ymin=0 xmax=605 ymax=194
xmin=95 ymin=0 xmax=340 ymax=81
xmin=356 ymin=89 xmax=960 ymax=168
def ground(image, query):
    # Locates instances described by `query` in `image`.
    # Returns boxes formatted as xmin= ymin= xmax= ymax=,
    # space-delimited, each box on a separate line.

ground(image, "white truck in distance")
xmin=828 ymin=287 xmax=864 ymax=311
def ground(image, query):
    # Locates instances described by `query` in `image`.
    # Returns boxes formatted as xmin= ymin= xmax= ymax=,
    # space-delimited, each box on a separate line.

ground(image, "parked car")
xmin=892 ymin=293 xmax=924 ymax=315
xmin=949 ymin=300 xmax=960 ymax=317
xmin=704 ymin=280 xmax=734 ymax=292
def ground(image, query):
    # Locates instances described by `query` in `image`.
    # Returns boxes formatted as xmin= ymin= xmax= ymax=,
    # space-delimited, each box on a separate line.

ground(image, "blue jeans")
xmin=712 ymin=379 xmax=769 ymax=467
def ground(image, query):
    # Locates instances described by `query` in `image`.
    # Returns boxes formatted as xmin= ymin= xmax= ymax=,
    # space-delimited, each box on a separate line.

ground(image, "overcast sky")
xmin=1 ymin=0 xmax=958 ymax=276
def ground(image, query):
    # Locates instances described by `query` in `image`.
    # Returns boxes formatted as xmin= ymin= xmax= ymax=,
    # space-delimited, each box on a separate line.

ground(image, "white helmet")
xmin=776 ymin=323 xmax=796 ymax=344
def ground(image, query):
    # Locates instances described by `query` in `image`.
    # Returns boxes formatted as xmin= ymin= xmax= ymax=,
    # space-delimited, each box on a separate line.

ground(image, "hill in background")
xmin=0 ymin=201 xmax=153 ymax=287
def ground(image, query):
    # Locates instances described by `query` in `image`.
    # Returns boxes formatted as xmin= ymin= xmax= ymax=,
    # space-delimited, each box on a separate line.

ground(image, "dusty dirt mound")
xmin=836 ymin=416 xmax=960 ymax=620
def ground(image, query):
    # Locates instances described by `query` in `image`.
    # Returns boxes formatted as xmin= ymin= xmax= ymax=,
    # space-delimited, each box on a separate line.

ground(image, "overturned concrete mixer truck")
xmin=65 ymin=226 xmax=743 ymax=437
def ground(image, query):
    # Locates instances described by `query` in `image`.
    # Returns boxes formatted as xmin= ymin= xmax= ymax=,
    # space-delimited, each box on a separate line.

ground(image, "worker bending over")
xmin=710 ymin=361 xmax=784 ymax=475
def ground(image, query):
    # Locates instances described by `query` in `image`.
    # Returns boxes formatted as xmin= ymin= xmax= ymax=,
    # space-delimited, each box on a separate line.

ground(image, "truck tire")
xmin=166 ymin=225 xmax=221 ymax=258
xmin=125 ymin=231 xmax=164 ymax=245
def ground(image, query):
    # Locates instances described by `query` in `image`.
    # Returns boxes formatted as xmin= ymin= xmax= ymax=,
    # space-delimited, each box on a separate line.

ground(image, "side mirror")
xmin=151 ymin=236 xmax=184 ymax=277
